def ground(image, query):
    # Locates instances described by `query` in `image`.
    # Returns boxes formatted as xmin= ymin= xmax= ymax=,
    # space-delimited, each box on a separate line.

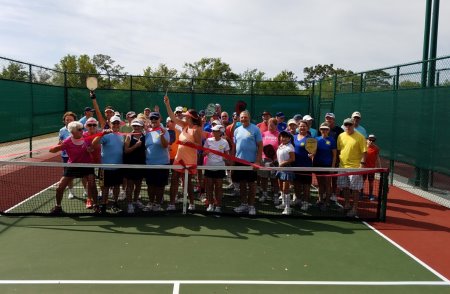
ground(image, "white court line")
xmin=172 ymin=282 xmax=180 ymax=294
xmin=363 ymin=221 xmax=450 ymax=283
xmin=0 ymin=280 xmax=448 ymax=286
xmin=3 ymin=182 xmax=58 ymax=213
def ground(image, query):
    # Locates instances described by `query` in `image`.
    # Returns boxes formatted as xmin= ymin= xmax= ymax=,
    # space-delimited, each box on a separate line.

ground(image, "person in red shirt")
xmin=257 ymin=111 xmax=272 ymax=133
xmin=364 ymin=134 xmax=381 ymax=200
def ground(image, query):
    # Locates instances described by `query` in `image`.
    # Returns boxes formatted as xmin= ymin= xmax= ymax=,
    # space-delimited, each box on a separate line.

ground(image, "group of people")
xmin=50 ymin=92 xmax=381 ymax=217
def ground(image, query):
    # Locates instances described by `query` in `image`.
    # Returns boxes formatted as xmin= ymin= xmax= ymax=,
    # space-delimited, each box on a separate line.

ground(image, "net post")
xmin=182 ymin=168 xmax=188 ymax=215
xmin=389 ymin=160 xmax=394 ymax=185
xmin=379 ymin=171 xmax=389 ymax=222
xmin=28 ymin=64 xmax=33 ymax=158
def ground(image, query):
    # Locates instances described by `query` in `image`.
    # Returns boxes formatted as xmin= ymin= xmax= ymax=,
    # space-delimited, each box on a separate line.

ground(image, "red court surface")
xmin=371 ymin=185 xmax=450 ymax=280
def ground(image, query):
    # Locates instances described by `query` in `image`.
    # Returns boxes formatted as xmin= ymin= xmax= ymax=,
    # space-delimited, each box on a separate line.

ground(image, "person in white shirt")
xmin=203 ymin=124 xmax=230 ymax=213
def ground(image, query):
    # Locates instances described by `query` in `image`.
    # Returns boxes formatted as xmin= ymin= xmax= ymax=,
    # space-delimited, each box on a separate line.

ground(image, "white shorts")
xmin=337 ymin=175 xmax=363 ymax=190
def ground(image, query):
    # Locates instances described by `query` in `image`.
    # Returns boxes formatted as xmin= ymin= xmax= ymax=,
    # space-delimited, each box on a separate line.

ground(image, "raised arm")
xmin=163 ymin=95 xmax=187 ymax=128
xmin=90 ymin=91 xmax=106 ymax=128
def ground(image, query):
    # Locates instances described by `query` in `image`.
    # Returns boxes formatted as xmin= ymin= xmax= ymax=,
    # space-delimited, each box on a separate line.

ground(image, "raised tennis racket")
xmin=86 ymin=77 xmax=98 ymax=91
xmin=205 ymin=103 xmax=216 ymax=116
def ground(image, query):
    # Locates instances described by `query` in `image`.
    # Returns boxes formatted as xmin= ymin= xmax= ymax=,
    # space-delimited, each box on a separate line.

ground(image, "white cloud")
xmin=0 ymin=0 xmax=448 ymax=78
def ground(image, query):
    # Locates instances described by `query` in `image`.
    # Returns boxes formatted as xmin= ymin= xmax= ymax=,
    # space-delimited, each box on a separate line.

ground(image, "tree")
xmin=301 ymin=64 xmax=354 ymax=89
xmin=363 ymin=70 xmax=392 ymax=91
xmin=134 ymin=64 xmax=179 ymax=91
xmin=258 ymin=70 xmax=300 ymax=95
xmin=0 ymin=62 xmax=28 ymax=81
xmin=54 ymin=54 xmax=98 ymax=87
xmin=237 ymin=69 xmax=266 ymax=94
xmin=92 ymin=54 xmax=127 ymax=89
xmin=183 ymin=57 xmax=239 ymax=93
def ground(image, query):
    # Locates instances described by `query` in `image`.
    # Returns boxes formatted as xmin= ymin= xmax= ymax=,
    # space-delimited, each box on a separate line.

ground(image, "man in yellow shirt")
xmin=337 ymin=118 xmax=367 ymax=217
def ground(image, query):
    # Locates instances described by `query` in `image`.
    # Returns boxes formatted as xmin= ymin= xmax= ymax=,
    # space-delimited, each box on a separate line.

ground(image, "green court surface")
xmin=0 ymin=216 xmax=448 ymax=293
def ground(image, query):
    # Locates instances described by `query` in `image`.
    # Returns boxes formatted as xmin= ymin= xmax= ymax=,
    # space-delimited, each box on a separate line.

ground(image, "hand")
xmin=160 ymin=127 xmax=166 ymax=135
xmin=135 ymin=140 xmax=142 ymax=147
xmin=163 ymin=95 xmax=170 ymax=105
xmin=103 ymin=129 xmax=112 ymax=135
xmin=90 ymin=91 xmax=96 ymax=99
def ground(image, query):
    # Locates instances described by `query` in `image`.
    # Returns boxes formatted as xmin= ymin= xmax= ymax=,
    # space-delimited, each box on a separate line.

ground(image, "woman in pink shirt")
xmin=49 ymin=121 xmax=97 ymax=214
xmin=258 ymin=118 xmax=279 ymax=202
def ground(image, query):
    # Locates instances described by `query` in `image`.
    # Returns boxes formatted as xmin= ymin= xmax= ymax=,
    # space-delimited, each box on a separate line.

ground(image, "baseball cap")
xmin=276 ymin=112 xmax=285 ymax=118
xmin=144 ymin=107 xmax=151 ymax=111
xmin=211 ymin=120 xmax=221 ymax=125
xmin=84 ymin=117 xmax=98 ymax=127
xmin=110 ymin=116 xmax=121 ymax=123
xmin=343 ymin=118 xmax=354 ymax=125
xmin=262 ymin=111 xmax=272 ymax=116
xmin=325 ymin=112 xmax=335 ymax=119
xmin=149 ymin=112 xmax=160 ymax=119
xmin=303 ymin=115 xmax=313 ymax=121
xmin=293 ymin=114 xmax=303 ymax=121
xmin=126 ymin=111 xmax=136 ymax=118
xmin=319 ymin=122 xmax=330 ymax=129
xmin=166 ymin=117 xmax=172 ymax=123
xmin=287 ymin=119 xmax=298 ymax=126
xmin=131 ymin=119 xmax=144 ymax=127
xmin=352 ymin=111 xmax=361 ymax=118
xmin=211 ymin=124 xmax=224 ymax=132
xmin=175 ymin=106 xmax=184 ymax=113
xmin=104 ymin=108 xmax=114 ymax=113
xmin=368 ymin=134 xmax=377 ymax=140
xmin=84 ymin=107 xmax=94 ymax=112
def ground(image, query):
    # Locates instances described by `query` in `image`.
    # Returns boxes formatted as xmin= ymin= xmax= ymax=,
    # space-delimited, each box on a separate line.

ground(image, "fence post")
xmin=190 ymin=78 xmax=195 ymax=109
xmin=360 ymin=73 xmax=364 ymax=92
xmin=29 ymin=64 xmax=34 ymax=158
xmin=64 ymin=71 xmax=68 ymax=112
xmin=130 ymin=75 xmax=134 ymax=111
xmin=250 ymin=80 xmax=255 ymax=118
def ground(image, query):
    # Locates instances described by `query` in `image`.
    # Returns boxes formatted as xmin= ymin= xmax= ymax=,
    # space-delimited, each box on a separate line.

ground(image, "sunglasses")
xmin=175 ymin=111 xmax=182 ymax=114
xmin=344 ymin=123 xmax=353 ymax=127
xmin=86 ymin=124 xmax=97 ymax=127
xmin=112 ymin=122 xmax=120 ymax=125
xmin=77 ymin=128 xmax=83 ymax=132
xmin=150 ymin=117 xmax=159 ymax=120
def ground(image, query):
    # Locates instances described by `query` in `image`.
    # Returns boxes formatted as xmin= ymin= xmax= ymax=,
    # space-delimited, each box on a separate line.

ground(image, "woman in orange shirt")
xmin=164 ymin=95 xmax=202 ymax=210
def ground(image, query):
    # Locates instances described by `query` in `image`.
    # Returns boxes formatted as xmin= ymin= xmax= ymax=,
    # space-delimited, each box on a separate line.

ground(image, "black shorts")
xmin=123 ymin=167 xmax=145 ymax=180
xmin=145 ymin=167 xmax=169 ymax=187
xmin=63 ymin=167 xmax=95 ymax=178
xmin=294 ymin=171 xmax=312 ymax=184
xmin=204 ymin=169 xmax=226 ymax=179
xmin=232 ymin=162 xmax=257 ymax=183
xmin=99 ymin=169 xmax=123 ymax=187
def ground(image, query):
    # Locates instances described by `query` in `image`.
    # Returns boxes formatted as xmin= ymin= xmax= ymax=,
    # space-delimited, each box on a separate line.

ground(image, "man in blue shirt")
xmin=276 ymin=112 xmax=287 ymax=132
xmin=232 ymin=110 xmax=263 ymax=215
xmin=79 ymin=107 xmax=95 ymax=128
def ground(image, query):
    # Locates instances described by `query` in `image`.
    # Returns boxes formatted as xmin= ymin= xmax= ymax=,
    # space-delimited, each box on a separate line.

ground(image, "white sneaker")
xmin=206 ymin=204 xmax=214 ymax=212
xmin=143 ymin=203 xmax=153 ymax=212
xmin=68 ymin=191 xmax=75 ymax=199
xmin=274 ymin=196 xmax=280 ymax=205
xmin=118 ymin=190 xmax=126 ymax=201
xmin=127 ymin=203 xmax=135 ymax=214
xmin=234 ymin=204 xmax=248 ymax=213
xmin=282 ymin=207 xmax=291 ymax=215
xmin=248 ymin=206 xmax=256 ymax=215
xmin=259 ymin=195 xmax=266 ymax=202
xmin=301 ymin=201 xmax=310 ymax=211
xmin=152 ymin=204 xmax=163 ymax=212
xmin=214 ymin=206 xmax=222 ymax=213
xmin=83 ymin=191 xmax=88 ymax=198
xmin=330 ymin=193 xmax=337 ymax=201
xmin=188 ymin=204 xmax=195 ymax=211
xmin=166 ymin=204 xmax=176 ymax=211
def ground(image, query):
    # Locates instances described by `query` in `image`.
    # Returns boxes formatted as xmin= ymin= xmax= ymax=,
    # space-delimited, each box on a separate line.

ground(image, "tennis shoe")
xmin=152 ymin=204 xmax=164 ymax=212
xmin=166 ymin=204 xmax=176 ymax=211
xmin=111 ymin=202 xmax=121 ymax=212
xmin=248 ymin=206 xmax=256 ymax=215
xmin=282 ymin=207 xmax=291 ymax=215
xmin=85 ymin=199 xmax=93 ymax=209
xmin=234 ymin=204 xmax=248 ymax=213
xmin=118 ymin=190 xmax=126 ymax=201
xmin=68 ymin=191 xmax=75 ymax=199
xmin=134 ymin=200 xmax=145 ymax=209
xmin=143 ymin=203 xmax=153 ymax=212
xmin=188 ymin=204 xmax=196 ymax=211
xmin=214 ymin=206 xmax=222 ymax=213
xmin=50 ymin=205 xmax=63 ymax=215
xmin=206 ymin=204 xmax=214 ymax=212
xmin=127 ymin=203 xmax=135 ymax=214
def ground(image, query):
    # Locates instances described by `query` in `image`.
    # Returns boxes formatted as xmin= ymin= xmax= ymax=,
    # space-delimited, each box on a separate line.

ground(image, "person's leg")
xmin=55 ymin=177 xmax=71 ymax=206
xmin=214 ymin=178 xmax=223 ymax=207
xmin=324 ymin=177 xmax=332 ymax=205
xmin=169 ymin=171 xmax=180 ymax=205
xmin=147 ymin=185 xmax=156 ymax=204
xmin=86 ymin=174 xmax=97 ymax=205
xmin=187 ymin=174 xmax=194 ymax=205
xmin=239 ymin=181 xmax=247 ymax=204
xmin=248 ymin=181 xmax=256 ymax=206
xmin=205 ymin=177 xmax=214 ymax=205
xmin=125 ymin=178 xmax=134 ymax=204
xmin=317 ymin=176 xmax=326 ymax=203
xmin=155 ymin=186 xmax=165 ymax=207
xmin=260 ymin=176 xmax=268 ymax=201
xmin=133 ymin=178 xmax=143 ymax=202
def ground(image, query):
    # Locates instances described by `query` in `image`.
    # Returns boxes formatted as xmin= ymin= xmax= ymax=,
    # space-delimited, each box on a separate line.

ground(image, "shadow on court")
xmin=0 ymin=215 xmax=359 ymax=239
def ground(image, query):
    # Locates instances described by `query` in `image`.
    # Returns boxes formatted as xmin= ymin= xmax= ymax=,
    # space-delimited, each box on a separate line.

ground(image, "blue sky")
xmin=1 ymin=0 xmax=449 ymax=78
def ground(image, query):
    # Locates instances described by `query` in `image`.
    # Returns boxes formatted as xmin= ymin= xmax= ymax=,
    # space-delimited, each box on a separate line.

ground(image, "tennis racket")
xmin=86 ymin=77 xmax=98 ymax=91
xmin=205 ymin=103 xmax=216 ymax=116
xmin=305 ymin=138 xmax=317 ymax=154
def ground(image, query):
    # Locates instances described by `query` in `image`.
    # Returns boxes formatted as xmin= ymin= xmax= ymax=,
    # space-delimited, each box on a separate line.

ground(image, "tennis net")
xmin=0 ymin=161 xmax=389 ymax=221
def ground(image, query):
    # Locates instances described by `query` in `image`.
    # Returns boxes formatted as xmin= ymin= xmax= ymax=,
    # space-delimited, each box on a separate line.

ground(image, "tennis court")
xmin=0 ymin=213 xmax=448 ymax=294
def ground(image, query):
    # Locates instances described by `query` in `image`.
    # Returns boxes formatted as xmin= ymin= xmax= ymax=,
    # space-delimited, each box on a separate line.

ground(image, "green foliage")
xmin=302 ymin=64 xmax=353 ymax=89
xmin=399 ymin=80 xmax=421 ymax=89
xmin=0 ymin=62 xmax=29 ymax=81
xmin=363 ymin=70 xmax=393 ymax=91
